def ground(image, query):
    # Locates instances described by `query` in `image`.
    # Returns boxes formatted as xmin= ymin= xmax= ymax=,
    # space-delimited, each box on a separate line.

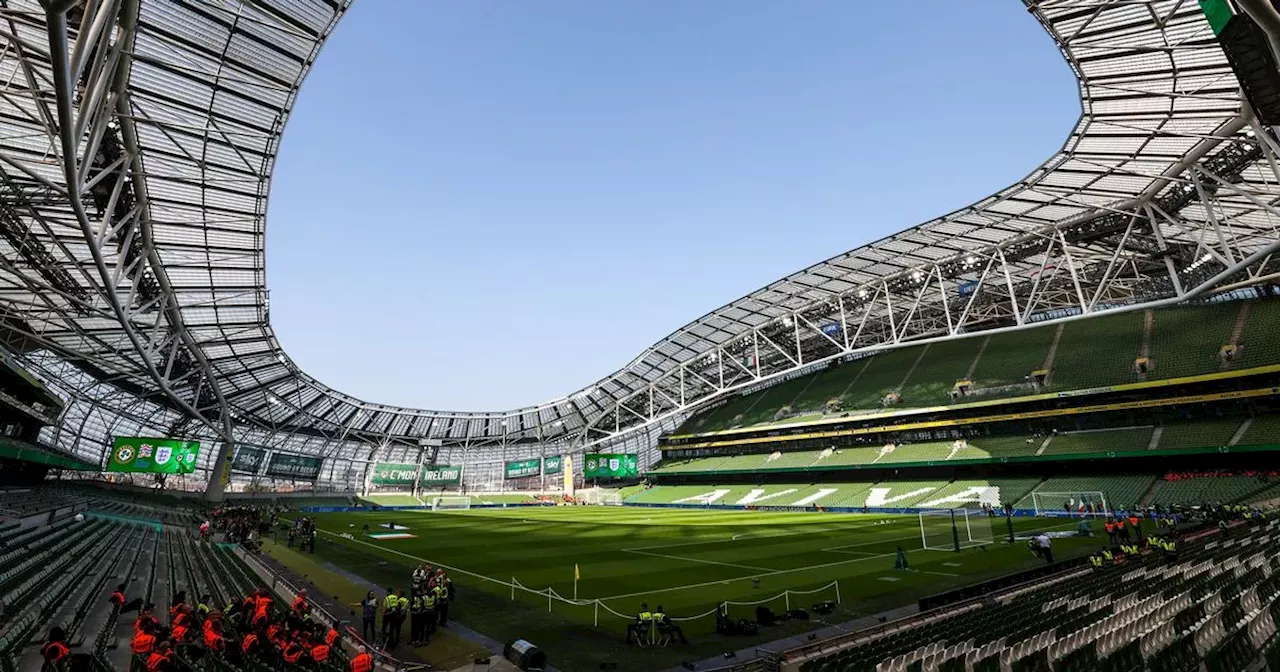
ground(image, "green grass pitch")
xmin=299 ymin=507 xmax=1098 ymax=671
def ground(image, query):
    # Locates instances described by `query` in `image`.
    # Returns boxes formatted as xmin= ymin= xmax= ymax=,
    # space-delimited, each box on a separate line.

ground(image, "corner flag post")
xmin=574 ymin=563 xmax=580 ymax=601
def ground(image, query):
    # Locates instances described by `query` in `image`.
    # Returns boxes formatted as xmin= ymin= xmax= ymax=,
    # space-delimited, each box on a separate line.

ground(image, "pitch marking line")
xmin=822 ymin=548 xmax=878 ymax=556
xmin=623 ymin=548 xmax=774 ymax=572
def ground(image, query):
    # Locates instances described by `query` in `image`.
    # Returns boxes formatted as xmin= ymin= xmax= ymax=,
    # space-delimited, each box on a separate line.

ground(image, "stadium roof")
xmin=2 ymin=0 xmax=1280 ymax=465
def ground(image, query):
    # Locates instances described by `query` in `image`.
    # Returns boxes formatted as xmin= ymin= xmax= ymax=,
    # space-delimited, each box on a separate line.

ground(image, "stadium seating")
xmin=1147 ymin=475 xmax=1276 ymax=507
xmin=0 ymin=487 xmax=87 ymax=517
xmin=651 ymin=428 xmax=1198 ymax=475
xmin=635 ymin=473 xmax=1280 ymax=513
xmin=1147 ymin=303 xmax=1239 ymax=379
xmin=1155 ymin=418 xmax=1245 ymax=450
xmin=1048 ymin=311 xmax=1146 ymax=391
xmin=627 ymin=479 xmax=1040 ymax=510
xmin=0 ymin=491 xmax=320 ymax=672
xmin=792 ymin=518 xmax=1280 ymax=672
xmin=1041 ymin=427 xmax=1155 ymax=456
xmin=968 ymin=327 xmax=1056 ymax=394
xmin=1015 ymin=476 xmax=1156 ymax=512
xmin=674 ymin=299 xmax=1280 ymax=436
xmin=1234 ymin=299 xmax=1280 ymax=370
xmin=1239 ymin=415 xmax=1280 ymax=446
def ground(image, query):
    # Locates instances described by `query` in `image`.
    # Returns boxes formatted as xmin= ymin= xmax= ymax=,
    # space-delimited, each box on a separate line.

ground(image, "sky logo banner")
xmin=230 ymin=446 xmax=266 ymax=474
xmin=107 ymin=437 xmax=199 ymax=474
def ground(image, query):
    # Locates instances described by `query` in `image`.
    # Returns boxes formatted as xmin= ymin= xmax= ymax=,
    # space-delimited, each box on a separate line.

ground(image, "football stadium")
xmin=8 ymin=1 xmax=1280 ymax=671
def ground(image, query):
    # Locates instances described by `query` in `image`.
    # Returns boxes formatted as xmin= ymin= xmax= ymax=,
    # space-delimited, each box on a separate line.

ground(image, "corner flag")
xmin=574 ymin=563 xmax=581 ymax=600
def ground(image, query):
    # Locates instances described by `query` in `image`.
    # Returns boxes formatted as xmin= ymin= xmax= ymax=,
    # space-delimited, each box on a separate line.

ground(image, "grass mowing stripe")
xmin=315 ymin=528 xmax=516 ymax=591
xmin=621 ymin=548 xmax=774 ymax=572
xmin=597 ymin=519 xmax=1084 ymax=601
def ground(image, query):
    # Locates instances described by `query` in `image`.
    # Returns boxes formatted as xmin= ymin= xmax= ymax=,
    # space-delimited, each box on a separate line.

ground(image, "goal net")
xmin=581 ymin=488 xmax=623 ymax=506
xmin=919 ymin=509 xmax=993 ymax=551
xmin=431 ymin=496 xmax=472 ymax=511
xmin=1031 ymin=491 xmax=1107 ymax=518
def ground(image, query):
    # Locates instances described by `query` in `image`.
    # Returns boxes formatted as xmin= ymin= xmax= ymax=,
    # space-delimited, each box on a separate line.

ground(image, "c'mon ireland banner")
xmin=107 ymin=437 xmax=200 ymax=474
xmin=420 ymin=465 xmax=461 ymax=486
xmin=371 ymin=462 xmax=419 ymax=486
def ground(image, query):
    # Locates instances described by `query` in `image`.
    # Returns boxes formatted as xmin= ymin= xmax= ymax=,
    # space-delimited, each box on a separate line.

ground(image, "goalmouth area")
xmin=294 ymin=506 xmax=1099 ymax=671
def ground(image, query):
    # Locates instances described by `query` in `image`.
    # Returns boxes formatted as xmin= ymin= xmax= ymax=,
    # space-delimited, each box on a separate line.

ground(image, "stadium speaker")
xmin=812 ymin=601 xmax=837 ymax=615
xmin=1219 ymin=14 xmax=1280 ymax=126
xmin=503 ymin=639 xmax=547 ymax=671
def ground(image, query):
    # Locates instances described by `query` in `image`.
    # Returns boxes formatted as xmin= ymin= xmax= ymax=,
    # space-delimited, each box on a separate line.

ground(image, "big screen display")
xmin=107 ymin=437 xmax=200 ymax=474
xmin=583 ymin=453 xmax=638 ymax=478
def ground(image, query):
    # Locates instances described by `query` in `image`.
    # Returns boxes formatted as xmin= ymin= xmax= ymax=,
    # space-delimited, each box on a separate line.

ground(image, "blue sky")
xmin=266 ymin=1 xmax=1078 ymax=411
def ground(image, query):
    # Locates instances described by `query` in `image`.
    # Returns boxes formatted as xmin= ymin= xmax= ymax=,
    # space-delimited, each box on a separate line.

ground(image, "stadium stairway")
xmin=789 ymin=519 xmax=1280 ymax=672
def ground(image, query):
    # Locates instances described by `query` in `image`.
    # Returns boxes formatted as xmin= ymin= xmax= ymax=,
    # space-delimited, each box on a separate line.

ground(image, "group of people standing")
xmin=287 ymin=516 xmax=319 ymax=553
xmin=359 ymin=563 xmax=455 ymax=651
xmin=126 ymin=587 xmax=362 ymax=671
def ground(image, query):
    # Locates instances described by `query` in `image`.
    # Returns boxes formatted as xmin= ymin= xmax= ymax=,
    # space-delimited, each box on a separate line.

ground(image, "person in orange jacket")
xmin=41 ymin=627 xmax=70 ymax=668
xmin=350 ymin=645 xmax=374 ymax=672
xmin=145 ymin=641 xmax=175 ymax=671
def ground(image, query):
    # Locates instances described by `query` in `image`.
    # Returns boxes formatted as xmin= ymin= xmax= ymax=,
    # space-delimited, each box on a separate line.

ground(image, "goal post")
xmin=919 ymin=509 xmax=993 ymax=551
xmin=1030 ymin=491 xmax=1107 ymax=518
xmin=431 ymin=495 xmax=472 ymax=511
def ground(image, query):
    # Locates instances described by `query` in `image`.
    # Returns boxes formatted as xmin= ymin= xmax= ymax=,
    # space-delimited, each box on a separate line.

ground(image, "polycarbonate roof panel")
xmin=0 ymin=0 xmax=1274 ymax=450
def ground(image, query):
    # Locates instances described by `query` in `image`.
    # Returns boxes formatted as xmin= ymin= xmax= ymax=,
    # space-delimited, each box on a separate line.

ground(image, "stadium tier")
xmin=791 ymin=518 xmax=1280 ymax=672
xmin=675 ymin=300 xmax=1280 ymax=437
xmin=652 ymin=416 xmax=1274 ymax=475
xmin=630 ymin=478 xmax=1084 ymax=511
